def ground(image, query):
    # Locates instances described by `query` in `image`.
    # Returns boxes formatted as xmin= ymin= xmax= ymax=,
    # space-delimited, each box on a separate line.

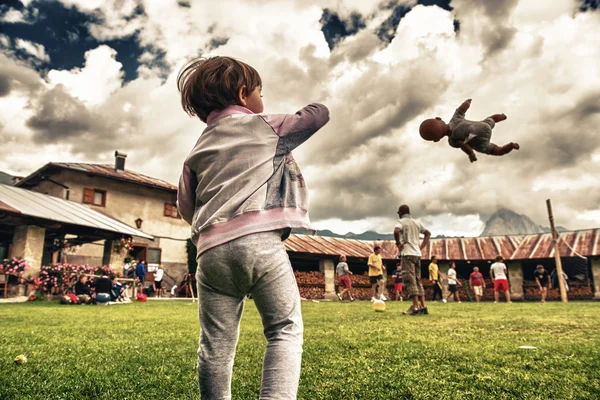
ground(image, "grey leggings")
xmin=196 ymin=230 xmax=303 ymax=399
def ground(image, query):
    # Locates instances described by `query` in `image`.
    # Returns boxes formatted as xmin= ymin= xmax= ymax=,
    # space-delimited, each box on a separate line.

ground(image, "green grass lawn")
xmin=1 ymin=300 xmax=600 ymax=400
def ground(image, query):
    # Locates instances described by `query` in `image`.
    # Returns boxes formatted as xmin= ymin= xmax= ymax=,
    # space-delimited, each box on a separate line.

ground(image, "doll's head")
xmin=419 ymin=118 xmax=448 ymax=142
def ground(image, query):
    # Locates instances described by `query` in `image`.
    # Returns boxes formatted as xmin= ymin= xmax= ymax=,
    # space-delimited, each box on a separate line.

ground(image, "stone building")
xmin=14 ymin=152 xmax=189 ymax=284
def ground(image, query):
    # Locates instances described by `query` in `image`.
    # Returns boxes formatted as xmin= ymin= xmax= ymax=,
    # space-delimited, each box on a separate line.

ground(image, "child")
xmin=110 ymin=276 xmax=126 ymax=302
xmin=445 ymin=261 xmax=462 ymax=303
xmin=176 ymin=56 xmax=329 ymax=399
xmin=419 ymin=99 xmax=519 ymax=163
xmin=336 ymin=255 xmax=354 ymax=302
xmin=392 ymin=262 xmax=403 ymax=301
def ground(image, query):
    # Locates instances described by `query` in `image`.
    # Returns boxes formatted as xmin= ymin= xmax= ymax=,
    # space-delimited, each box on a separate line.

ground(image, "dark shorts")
xmin=539 ymin=282 xmax=548 ymax=288
xmin=369 ymin=275 xmax=383 ymax=284
xmin=448 ymin=284 xmax=457 ymax=293
xmin=401 ymin=255 xmax=424 ymax=297
xmin=155 ymin=280 xmax=162 ymax=289
xmin=339 ymin=275 xmax=352 ymax=289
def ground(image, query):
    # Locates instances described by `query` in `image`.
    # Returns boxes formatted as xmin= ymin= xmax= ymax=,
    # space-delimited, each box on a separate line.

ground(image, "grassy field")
xmin=1 ymin=300 xmax=600 ymax=400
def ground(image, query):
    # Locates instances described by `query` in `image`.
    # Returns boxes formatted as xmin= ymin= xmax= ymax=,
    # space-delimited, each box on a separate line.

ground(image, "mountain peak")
xmin=480 ymin=208 xmax=544 ymax=236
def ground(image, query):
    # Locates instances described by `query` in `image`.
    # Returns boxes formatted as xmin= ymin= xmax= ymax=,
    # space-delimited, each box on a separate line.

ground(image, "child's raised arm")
xmin=177 ymin=164 xmax=198 ymax=225
xmin=261 ymin=103 xmax=329 ymax=153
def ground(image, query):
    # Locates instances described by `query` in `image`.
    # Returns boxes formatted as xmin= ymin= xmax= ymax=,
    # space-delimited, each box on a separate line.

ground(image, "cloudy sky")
xmin=0 ymin=0 xmax=599 ymax=236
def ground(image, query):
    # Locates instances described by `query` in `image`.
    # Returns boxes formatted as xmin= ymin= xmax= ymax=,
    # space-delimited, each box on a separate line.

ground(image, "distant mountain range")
xmin=294 ymin=228 xmax=395 ymax=240
xmin=295 ymin=208 xmax=568 ymax=240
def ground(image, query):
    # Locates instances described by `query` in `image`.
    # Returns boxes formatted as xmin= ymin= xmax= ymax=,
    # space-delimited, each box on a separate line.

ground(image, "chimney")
xmin=114 ymin=151 xmax=127 ymax=172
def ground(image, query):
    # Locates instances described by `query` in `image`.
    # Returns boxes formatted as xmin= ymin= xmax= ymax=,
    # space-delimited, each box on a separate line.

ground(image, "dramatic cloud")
xmin=0 ymin=0 xmax=599 ymax=236
xmin=15 ymin=38 xmax=49 ymax=62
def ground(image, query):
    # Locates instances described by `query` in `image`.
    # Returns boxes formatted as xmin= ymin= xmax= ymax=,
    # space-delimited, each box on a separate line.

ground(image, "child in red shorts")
xmin=336 ymin=255 xmax=354 ymax=301
xmin=392 ymin=262 xmax=403 ymax=301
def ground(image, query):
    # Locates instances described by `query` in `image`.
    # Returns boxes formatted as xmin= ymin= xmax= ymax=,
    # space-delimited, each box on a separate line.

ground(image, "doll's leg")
xmin=491 ymin=142 xmax=519 ymax=156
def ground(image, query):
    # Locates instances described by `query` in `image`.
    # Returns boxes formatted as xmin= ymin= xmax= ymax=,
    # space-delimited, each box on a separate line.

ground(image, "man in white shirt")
xmin=490 ymin=256 xmax=511 ymax=303
xmin=394 ymin=204 xmax=431 ymax=315
xmin=154 ymin=265 xmax=165 ymax=298
xmin=444 ymin=262 xmax=462 ymax=303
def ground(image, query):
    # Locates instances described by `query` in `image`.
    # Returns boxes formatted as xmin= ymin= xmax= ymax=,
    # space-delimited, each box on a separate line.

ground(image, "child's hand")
xmin=469 ymin=153 xmax=477 ymax=163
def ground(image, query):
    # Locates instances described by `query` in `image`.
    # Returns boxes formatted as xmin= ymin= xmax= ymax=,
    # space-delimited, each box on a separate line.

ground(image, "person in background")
xmin=469 ymin=266 xmax=485 ymax=303
xmin=394 ymin=204 xmax=431 ymax=315
xmin=392 ymin=262 xmax=403 ymax=302
xmin=429 ymin=256 xmax=443 ymax=302
xmin=368 ymin=246 xmax=386 ymax=301
xmin=123 ymin=257 xmax=133 ymax=276
xmin=111 ymin=275 xmax=126 ymax=302
xmin=445 ymin=262 xmax=462 ymax=303
xmin=490 ymin=256 xmax=511 ymax=303
xmin=75 ymin=275 xmax=91 ymax=304
xmin=93 ymin=275 xmax=112 ymax=305
xmin=336 ymin=255 xmax=354 ymax=302
xmin=534 ymin=265 xmax=551 ymax=303
xmin=154 ymin=265 xmax=165 ymax=298
xmin=136 ymin=259 xmax=146 ymax=290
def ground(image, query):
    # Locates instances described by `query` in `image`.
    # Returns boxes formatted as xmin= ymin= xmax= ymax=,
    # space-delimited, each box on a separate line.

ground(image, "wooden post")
xmin=546 ymin=199 xmax=568 ymax=303
xmin=189 ymin=274 xmax=196 ymax=303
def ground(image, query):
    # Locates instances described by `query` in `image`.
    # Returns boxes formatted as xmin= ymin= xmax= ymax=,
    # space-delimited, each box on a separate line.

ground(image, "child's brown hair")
xmin=177 ymin=56 xmax=262 ymax=122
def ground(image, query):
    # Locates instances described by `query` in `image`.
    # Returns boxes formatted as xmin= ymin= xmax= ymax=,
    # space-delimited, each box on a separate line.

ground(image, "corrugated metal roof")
xmin=285 ymin=234 xmax=397 ymax=259
xmin=510 ymin=229 xmax=600 ymax=259
xmin=286 ymin=229 xmax=600 ymax=261
xmin=17 ymin=163 xmax=177 ymax=192
xmin=0 ymin=184 xmax=153 ymax=239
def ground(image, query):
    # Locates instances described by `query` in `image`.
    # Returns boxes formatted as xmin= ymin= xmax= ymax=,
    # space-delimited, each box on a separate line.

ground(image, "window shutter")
xmin=164 ymin=202 xmax=173 ymax=216
xmin=83 ymin=188 xmax=94 ymax=204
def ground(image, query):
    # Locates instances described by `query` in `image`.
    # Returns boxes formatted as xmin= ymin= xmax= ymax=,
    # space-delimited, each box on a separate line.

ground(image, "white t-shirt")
xmin=490 ymin=262 xmax=507 ymax=280
xmin=395 ymin=215 xmax=428 ymax=257
xmin=154 ymin=269 xmax=164 ymax=281
xmin=447 ymin=268 xmax=457 ymax=285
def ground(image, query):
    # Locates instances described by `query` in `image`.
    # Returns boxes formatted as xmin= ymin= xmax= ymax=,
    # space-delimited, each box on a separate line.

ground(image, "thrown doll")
xmin=419 ymin=99 xmax=519 ymax=163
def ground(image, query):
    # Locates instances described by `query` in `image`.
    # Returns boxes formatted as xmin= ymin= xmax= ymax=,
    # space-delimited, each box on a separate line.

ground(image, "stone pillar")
xmin=591 ymin=258 xmax=600 ymax=300
xmin=11 ymin=225 xmax=46 ymax=277
xmin=102 ymin=240 xmax=125 ymax=270
xmin=439 ymin=262 xmax=450 ymax=300
xmin=507 ymin=261 xmax=524 ymax=301
xmin=320 ymin=258 xmax=337 ymax=300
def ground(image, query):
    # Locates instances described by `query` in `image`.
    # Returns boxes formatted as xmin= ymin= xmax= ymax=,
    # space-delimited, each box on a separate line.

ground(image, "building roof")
xmin=16 ymin=162 xmax=177 ymax=192
xmin=0 ymin=171 xmax=14 ymax=185
xmin=285 ymin=229 xmax=600 ymax=261
xmin=510 ymin=229 xmax=600 ymax=260
xmin=285 ymin=234 xmax=397 ymax=259
xmin=0 ymin=184 xmax=153 ymax=240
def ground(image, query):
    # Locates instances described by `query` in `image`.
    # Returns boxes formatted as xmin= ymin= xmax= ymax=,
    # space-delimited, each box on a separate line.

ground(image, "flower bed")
xmin=1 ymin=257 xmax=29 ymax=275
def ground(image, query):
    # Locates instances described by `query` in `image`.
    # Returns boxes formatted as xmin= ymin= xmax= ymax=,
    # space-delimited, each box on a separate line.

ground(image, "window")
xmin=164 ymin=202 xmax=180 ymax=218
xmin=147 ymin=248 xmax=162 ymax=264
xmin=83 ymin=188 xmax=106 ymax=207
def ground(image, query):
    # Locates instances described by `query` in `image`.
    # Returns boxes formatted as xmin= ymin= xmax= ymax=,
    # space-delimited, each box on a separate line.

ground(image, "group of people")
xmin=337 ymin=248 xmax=564 ymax=306
xmin=123 ymin=259 xmax=165 ymax=297
xmin=73 ymin=274 xmax=129 ymax=305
